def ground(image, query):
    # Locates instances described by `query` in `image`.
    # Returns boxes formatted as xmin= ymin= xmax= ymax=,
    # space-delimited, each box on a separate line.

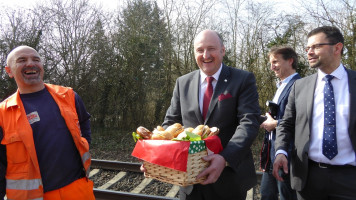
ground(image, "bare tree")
xmin=0 ymin=7 xmax=43 ymax=99
xmin=35 ymin=0 xmax=102 ymax=88
xmin=1 ymin=0 xmax=355 ymax=131
xmin=299 ymin=0 xmax=356 ymax=70
xmin=159 ymin=0 xmax=218 ymax=75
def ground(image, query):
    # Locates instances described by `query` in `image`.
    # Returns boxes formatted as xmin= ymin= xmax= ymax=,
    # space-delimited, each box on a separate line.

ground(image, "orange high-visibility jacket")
xmin=0 ymin=83 xmax=91 ymax=200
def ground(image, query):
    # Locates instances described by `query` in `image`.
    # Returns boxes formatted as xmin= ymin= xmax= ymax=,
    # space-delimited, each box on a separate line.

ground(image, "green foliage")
xmin=90 ymin=126 xmax=137 ymax=161
xmin=113 ymin=0 xmax=173 ymax=129
xmin=132 ymin=132 xmax=143 ymax=142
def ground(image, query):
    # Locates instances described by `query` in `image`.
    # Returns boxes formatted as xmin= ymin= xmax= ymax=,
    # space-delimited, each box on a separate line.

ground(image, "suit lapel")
xmin=277 ymin=74 xmax=300 ymax=104
xmin=192 ymin=71 xmax=204 ymax=124
xmin=346 ymin=69 xmax=356 ymax=146
xmin=205 ymin=65 xmax=230 ymax=122
xmin=306 ymin=74 xmax=318 ymax=131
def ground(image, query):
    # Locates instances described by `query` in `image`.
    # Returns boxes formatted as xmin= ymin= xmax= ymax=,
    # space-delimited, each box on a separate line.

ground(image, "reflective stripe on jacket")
xmin=0 ymin=83 xmax=91 ymax=200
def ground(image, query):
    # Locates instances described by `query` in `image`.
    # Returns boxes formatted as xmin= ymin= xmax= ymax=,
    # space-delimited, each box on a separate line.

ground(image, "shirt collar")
xmin=276 ymin=72 xmax=298 ymax=88
xmin=200 ymin=64 xmax=223 ymax=84
xmin=317 ymin=63 xmax=346 ymax=81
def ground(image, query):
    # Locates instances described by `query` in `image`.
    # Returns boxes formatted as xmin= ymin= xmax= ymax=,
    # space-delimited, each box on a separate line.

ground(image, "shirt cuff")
xmin=275 ymin=149 xmax=288 ymax=158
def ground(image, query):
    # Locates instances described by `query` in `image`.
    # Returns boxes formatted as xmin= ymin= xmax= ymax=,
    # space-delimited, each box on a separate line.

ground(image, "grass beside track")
xmin=90 ymin=127 xmax=139 ymax=162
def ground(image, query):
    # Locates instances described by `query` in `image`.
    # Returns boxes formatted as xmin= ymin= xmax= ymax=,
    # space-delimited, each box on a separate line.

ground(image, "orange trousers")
xmin=43 ymin=177 xmax=95 ymax=200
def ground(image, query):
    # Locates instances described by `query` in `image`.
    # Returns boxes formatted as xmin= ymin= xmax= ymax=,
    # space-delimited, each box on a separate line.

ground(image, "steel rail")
xmin=91 ymin=159 xmax=263 ymax=200
xmin=91 ymin=159 xmax=262 ymax=183
xmin=91 ymin=159 xmax=142 ymax=172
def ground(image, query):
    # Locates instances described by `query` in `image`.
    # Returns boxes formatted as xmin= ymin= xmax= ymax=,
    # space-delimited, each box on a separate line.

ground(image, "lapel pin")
xmin=224 ymin=79 xmax=227 ymax=82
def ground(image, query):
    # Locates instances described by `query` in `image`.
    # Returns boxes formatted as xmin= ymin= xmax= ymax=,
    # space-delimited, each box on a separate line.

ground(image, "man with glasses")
xmin=273 ymin=26 xmax=356 ymax=200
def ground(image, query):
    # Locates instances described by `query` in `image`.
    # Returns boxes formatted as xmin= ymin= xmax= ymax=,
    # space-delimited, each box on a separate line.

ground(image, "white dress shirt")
xmin=309 ymin=64 xmax=356 ymax=165
xmin=272 ymin=73 xmax=299 ymax=104
xmin=268 ymin=73 xmax=298 ymax=141
xmin=276 ymin=65 xmax=356 ymax=165
xmin=199 ymin=64 xmax=222 ymax=114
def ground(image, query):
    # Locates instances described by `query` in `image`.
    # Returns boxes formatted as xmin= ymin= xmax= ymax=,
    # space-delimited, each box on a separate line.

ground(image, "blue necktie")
xmin=322 ymin=74 xmax=338 ymax=160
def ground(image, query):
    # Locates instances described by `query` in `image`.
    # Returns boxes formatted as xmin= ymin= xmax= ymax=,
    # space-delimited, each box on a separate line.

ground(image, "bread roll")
xmin=136 ymin=126 xmax=153 ymax=139
xmin=166 ymin=123 xmax=184 ymax=138
xmin=151 ymin=129 xmax=174 ymax=140
xmin=201 ymin=125 xmax=211 ymax=139
xmin=192 ymin=125 xmax=204 ymax=136
xmin=208 ymin=127 xmax=220 ymax=136
xmin=184 ymin=127 xmax=194 ymax=133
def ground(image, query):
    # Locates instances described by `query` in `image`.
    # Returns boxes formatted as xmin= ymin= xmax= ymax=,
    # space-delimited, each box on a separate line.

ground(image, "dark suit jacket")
xmin=276 ymin=74 xmax=301 ymax=125
xmin=275 ymin=68 xmax=356 ymax=191
xmin=163 ymin=64 xmax=260 ymax=199
xmin=271 ymin=74 xmax=301 ymax=162
xmin=261 ymin=74 xmax=300 ymax=171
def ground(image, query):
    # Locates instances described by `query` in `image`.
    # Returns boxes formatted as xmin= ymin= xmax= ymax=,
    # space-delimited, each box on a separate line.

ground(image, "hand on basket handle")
xmin=196 ymin=154 xmax=225 ymax=185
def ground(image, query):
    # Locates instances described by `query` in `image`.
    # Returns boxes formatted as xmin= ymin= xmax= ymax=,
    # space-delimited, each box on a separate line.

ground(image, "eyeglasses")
xmin=305 ymin=43 xmax=337 ymax=52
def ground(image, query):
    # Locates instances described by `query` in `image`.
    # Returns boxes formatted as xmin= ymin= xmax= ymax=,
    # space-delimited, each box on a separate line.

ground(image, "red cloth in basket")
xmin=131 ymin=136 xmax=222 ymax=172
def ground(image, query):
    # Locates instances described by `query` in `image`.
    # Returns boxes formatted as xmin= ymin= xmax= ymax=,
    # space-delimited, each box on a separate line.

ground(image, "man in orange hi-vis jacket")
xmin=0 ymin=46 xmax=95 ymax=200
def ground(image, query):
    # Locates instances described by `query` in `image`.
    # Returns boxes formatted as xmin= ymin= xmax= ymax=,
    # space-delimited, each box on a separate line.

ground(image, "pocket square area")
xmin=218 ymin=93 xmax=232 ymax=101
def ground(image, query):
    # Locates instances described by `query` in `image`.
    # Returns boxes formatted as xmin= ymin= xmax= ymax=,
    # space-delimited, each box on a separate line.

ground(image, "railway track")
xmin=90 ymin=159 xmax=262 ymax=200
xmin=91 ymin=159 xmax=179 ymax=200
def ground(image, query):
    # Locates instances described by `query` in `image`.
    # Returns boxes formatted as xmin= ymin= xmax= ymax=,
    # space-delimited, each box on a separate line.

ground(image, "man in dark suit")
xmin=273 ymin=26 xmax=356 ymax=200
xmin=161 ymin=29 xmax=260 ymax=200
xmin=260 ymin=46 xmax=299 ymax=200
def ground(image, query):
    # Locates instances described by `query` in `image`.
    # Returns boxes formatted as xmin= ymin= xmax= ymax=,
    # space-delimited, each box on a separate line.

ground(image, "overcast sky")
xmin=0 ymin=0 xmax=299 ymax=14
xmin=0 ymin=0 xmax=121 ymax=10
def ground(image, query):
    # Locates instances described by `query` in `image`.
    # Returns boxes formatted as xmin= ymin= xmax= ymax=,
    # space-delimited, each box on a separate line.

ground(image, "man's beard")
xmin=22 ymin=66 xmax=43 ymax=84
xmin=309 ymin=58 xmax=322 ymax=69
xmin=23 ymin=76 xmax=42 ymax=84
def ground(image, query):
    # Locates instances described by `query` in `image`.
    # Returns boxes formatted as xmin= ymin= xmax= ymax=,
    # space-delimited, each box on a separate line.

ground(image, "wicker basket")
xmin=143 ymin=150 xmax=209 ymax=186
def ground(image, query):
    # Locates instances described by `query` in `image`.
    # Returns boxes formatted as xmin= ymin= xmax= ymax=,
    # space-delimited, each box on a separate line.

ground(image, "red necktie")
xmin=203 ymin=76 xmax=214 ymax=120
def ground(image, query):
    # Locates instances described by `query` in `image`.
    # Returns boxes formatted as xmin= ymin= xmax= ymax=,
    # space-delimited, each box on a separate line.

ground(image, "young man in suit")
xmin=273 ymin=26 xmax=356 ymax=200
xmin=260 ymin=46 xmax=299 ymax=200
xmin=162 ymin=29 xmax=261 ymax=200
